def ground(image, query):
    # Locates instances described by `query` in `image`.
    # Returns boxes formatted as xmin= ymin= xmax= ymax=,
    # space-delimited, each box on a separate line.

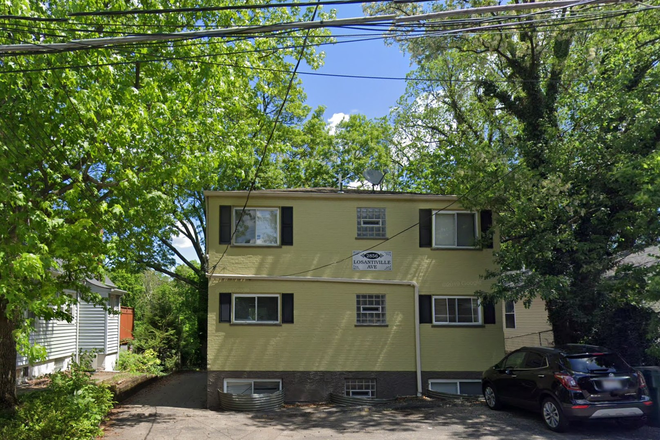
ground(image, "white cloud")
xmin=327 ymin=112 xmax=350 ymax=135
xmin=171 ymin=222 xmax=193 ymax=249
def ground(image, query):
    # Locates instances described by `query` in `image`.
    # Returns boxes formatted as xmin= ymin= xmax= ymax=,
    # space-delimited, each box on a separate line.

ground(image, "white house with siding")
xmin=17 ymin=276 xmax=124 ymax=380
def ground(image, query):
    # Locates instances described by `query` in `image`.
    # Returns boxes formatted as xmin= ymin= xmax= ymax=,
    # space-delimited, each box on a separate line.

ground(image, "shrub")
xmin=0 ymin=360 xmax=114 ymax=440
xmin=115 ymin=349 xmax=164 ymax=375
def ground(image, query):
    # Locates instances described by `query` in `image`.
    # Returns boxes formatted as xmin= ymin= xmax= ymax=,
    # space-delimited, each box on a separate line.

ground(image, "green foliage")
xmin=0 ymin=360 xmax=114 ymax=440
xmin=373 ymin=1 xmax=660 ymax=353
xmin=115 ymin=349 xmax=163 ymax=376
xmin=110 ymin=268 xmax=201 ymax=371
xmin=1 ymin=0 xmax=332 ymax=406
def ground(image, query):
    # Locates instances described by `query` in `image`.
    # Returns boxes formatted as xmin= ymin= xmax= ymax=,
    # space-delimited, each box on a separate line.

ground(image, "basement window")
xmin=224 ymin=379 xmax=282 ymax=395
xmin=345 ymin=379 xmax=376 ymax=398
xmin=428 ymin=380 xmax=481 ymax=396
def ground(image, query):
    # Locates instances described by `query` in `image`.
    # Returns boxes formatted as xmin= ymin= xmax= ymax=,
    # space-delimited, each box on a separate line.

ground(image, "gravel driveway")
xmin=101 ymin=372 xmax=660 ymax=440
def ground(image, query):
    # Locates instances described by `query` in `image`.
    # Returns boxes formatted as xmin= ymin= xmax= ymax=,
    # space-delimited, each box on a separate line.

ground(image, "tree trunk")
xmin=0 ymin=297 xmax=18 ymax=410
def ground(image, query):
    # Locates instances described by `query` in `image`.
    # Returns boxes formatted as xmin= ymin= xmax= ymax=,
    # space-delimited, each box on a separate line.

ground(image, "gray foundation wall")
xmin=208 ymin=371 xmax=416 ymax=409
xmin=207 ymin=370 xmax=483 ymax=409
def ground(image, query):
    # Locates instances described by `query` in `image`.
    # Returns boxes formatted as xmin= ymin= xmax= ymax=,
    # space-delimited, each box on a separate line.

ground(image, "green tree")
xmin=373 ymin=1 xmax=660 ymax=354
xmin=279 ymin=111 xmax=397 ymax=188
xmin=0 ymin=0 xmax=330 ymax=409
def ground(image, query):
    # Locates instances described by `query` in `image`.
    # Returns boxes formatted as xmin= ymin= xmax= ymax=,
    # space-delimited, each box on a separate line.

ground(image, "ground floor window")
xmin=428 ymin=379 xmax=481 ymax=396
xmin=345 ymin=379 xmax=376 ymax=398
xmin=233 ymin=294 xmax=280 ymax=324
xmin=356 ymin=294 xmax=386 ymax=325
xmin=224 ymin=378 xmax=282 ymax=395
xmin=432 ymin=296 xmax=481 ymax=325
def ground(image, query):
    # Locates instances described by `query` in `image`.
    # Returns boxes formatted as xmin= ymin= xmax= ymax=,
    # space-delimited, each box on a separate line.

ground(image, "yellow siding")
xmin=420 ymin=321 xmax=505 ymax=371
xmin=207 ymin=194 xmax=496 ymax=296
xmin=208 ymin=280 xmax=415 ymax=371
xmin=504 ymin=298 xmax=554 ymax=352
xmin=206 ymin=192 xmax=505 ymax=372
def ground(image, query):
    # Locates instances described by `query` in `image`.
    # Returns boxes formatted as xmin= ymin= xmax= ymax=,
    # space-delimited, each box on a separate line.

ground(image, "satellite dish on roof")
xmin=363 ymin=169 xmax=386 ymax=191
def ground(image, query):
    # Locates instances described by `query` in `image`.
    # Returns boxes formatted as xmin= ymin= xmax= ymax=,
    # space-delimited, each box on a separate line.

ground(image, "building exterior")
xmin=205 ymin=188 xmax=506 ymax=408
xmin=502 ymin=298 xmax=554 ymax=352
xmin=17 ymin=276 xmax=124 ymax=380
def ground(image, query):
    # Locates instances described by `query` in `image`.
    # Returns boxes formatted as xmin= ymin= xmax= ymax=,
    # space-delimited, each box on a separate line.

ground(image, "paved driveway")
xmin=102 ymin=372 xmax=660 ymax=440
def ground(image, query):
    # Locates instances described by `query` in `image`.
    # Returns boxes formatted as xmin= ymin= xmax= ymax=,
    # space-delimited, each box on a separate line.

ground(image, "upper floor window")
xmin=433 ymin=296 xmax=481 ymax=325
xmin=433 ymin=211 xmax=477 ymax=248
xmin=234 ymin=208 xmax=279 ymax=246
xmin=357 ymin=207 xmax=386 ymax=238
xmin=505 ymin=300 xmax=516 ymax=329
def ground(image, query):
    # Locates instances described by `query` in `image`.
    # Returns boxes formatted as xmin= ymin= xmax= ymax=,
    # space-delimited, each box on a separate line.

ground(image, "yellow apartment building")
xmin=205 ymin=188 xmax=508 ymax=408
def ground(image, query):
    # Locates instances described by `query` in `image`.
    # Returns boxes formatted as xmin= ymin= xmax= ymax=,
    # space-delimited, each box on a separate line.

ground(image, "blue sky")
xmin=173 ymin=5 xmax=414 ymax=265
xmin=301 ymin=4 xmax=413 ymax=120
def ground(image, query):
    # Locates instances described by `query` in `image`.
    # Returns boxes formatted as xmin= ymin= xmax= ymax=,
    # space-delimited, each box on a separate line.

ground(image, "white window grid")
xmin=432 ymin=296 xmax=482 ymax=325
xmin=356 ymin=295 xmax=386 ymax=325
xmin=428 ymin=379 xmax=482 ymax=396
xmin=345 ymin=379 xmax=376 ymax=398
xmin=232 ymin=294 xmax=280 ymax=324
xmin=505 ymin=300 xmax=516 ymax=329
xmin=357 ymin=207 xmax=386 ymax=238
xmin=431 ymin=211 xmax=479 ymax=248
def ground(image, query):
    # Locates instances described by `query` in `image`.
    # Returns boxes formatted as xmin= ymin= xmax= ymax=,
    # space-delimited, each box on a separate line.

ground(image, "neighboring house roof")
xmin=86 ymin=276 xmax=126 ymax=296
xmin=616 ymin=246 xmax=659 ymax=269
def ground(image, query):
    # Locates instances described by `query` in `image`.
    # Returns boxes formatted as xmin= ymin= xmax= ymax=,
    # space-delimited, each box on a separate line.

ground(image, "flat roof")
xmin=204 ymin=188 xmax=459 ymax=201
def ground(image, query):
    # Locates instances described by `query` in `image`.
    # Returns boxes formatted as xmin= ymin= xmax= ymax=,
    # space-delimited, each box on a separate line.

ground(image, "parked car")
xmin=481 ymin=344 xmax=652 ymax=432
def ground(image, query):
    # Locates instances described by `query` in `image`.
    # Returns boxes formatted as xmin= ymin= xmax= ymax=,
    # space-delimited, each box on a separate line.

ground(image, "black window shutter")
xmin=281 ymin=207 xmax=293 ymax=246
xmin=483 ymin=301 xmax=496 ymax=324
xmin=282 ymin=293 xmax=294 ymax=323
xmin=480 ymin=210 xmax=493 ymax=249
xmin=419 ymin=295 xmax=432 ymax=324
xmin=419 ymin=209 xmax=432 ymax=248
xmin=220 ymin=205 xmax=232 ymax=244
xmin=220 ymin=293 xmax=231 ymax=322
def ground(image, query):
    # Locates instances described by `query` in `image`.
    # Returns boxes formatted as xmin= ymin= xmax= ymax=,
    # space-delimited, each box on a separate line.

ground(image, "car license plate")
xmin=601 ymin=379 xmax=621 ymax=390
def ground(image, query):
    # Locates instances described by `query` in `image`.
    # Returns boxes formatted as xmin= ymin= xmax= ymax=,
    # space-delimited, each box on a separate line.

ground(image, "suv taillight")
xmin=637 ymin=371 xmax=648 ymax=390
xmin=555 ymin=373 xmax=581 ymax=391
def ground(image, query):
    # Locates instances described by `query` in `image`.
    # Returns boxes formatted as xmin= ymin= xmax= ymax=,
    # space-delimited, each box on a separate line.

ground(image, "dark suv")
xmin=481 ymin=344 xmax=652 ymax=432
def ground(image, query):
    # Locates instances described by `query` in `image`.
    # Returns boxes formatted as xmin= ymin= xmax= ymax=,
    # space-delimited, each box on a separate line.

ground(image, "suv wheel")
xmin=541 ymin=397 xmax=569 ymax=432
xmin=483 ymin=384 xmax=502 ymax=410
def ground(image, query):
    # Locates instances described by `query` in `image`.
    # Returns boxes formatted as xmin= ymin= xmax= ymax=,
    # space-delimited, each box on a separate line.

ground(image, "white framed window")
xmin=357 ymin=207 xmax=386 ymax=238
xmin=233 ymin=207 xmax=279 ymax=245
xmin=233 ymin=294 xmax=280 ymax=324
xmin=505 ymin=300 xmax=516 ymax=329
xmin=432 ymin=211 xmax=478 ymax=248
xmin=356 ymin=294 xmax=386 ymax=325
xmin=428 ymin=379 xmax=482 ymax=396
xmin=345 ymin=379 xmax=376 ymax=398
xmin=433 ymin=296 xmax=482 ymax=325
xmin=224 ymin=378 xmax=282 ymax=395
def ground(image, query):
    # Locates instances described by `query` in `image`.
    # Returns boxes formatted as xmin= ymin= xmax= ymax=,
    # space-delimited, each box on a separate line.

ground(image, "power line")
xmin=280 ymin=162 xmax=524 ymax=277
xmin=210 ymin=2 xmax=322 ymax=273
xmin=0 ymin=0 xmax=635 ymax=53
xmin=68 ymin=0 xmax=410 ymax=17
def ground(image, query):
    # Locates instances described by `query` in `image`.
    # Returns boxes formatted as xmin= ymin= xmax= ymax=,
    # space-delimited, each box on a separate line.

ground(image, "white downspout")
xmin=207 ymin=273 xmax=423 ymax=397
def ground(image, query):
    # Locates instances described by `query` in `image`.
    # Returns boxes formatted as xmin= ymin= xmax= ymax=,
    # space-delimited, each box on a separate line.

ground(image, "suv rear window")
xmin=564 ymin=354 xmax=631 ymax=373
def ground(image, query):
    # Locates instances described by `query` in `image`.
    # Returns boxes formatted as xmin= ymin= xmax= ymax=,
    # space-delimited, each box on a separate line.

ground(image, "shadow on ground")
xmin=120 ymin=371 xmax=207 ymax=409
xmin=248 ymin=403 xmax=660 ymax=440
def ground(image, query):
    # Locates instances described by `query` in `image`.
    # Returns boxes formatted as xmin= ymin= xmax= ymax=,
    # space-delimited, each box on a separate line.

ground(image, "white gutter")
xmin=207 ymin=273 xmax=423 ymax=396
